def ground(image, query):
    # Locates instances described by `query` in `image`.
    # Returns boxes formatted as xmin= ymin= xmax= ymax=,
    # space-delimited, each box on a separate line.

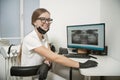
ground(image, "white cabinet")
xmin=0 ymin=55 xmax=6 ymax=80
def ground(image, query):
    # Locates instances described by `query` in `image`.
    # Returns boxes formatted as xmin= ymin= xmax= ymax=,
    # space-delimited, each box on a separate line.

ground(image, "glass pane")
xmin=23 ymin=0 xmax=39 ymax=36
xmin=0 ymin=0 xmax=20 ymax=37
xmin=0 ymin=0 xmax=20 ymax=45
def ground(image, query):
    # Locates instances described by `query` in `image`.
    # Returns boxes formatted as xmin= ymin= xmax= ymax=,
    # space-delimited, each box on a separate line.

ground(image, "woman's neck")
xmin=35 ymin=28 xmax=44 ymax=40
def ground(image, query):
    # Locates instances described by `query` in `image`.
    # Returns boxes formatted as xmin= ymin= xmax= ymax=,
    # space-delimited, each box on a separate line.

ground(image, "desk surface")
xmin=71 ymin=55 xmax=120 ymax=76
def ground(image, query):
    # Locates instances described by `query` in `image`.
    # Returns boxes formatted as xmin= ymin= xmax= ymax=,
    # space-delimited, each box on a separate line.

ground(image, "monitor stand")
xmin=77 ymin=49 xmax=88 ymax=54
xmin=77 ymin=49 xmax=97 ymax=59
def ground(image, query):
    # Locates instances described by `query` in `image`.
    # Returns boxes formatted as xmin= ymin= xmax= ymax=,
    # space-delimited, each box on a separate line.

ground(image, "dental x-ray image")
xmin=72 ymin=29 xmax=98 ymax=45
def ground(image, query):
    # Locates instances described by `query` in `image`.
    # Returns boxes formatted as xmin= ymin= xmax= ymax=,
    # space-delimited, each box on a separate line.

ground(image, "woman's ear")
xmin=34 ymin=22 xmax=37 ymax=26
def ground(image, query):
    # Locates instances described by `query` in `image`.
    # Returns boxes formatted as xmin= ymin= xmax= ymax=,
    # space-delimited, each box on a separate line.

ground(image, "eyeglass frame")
xmin=37 ymin=17 xmax=53 ymax=23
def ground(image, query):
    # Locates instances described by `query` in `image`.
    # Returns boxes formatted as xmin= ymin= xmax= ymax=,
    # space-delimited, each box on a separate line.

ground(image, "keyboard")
xmin=64 ymin=54 xmax=91 ymax=58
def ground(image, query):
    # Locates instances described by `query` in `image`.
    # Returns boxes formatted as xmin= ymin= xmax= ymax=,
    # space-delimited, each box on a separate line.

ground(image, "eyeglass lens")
xmin=37 ymin=17 xmax=53 ymax=23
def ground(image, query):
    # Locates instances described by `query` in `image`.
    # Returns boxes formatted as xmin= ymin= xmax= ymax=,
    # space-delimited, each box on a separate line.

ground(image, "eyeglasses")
xmin=37 ymin=17 xmax=53 ymax=23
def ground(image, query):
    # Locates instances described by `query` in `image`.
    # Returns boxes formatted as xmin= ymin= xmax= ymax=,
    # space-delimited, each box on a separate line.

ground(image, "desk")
xmin=70 ymin=55 xmax=120 ymax=80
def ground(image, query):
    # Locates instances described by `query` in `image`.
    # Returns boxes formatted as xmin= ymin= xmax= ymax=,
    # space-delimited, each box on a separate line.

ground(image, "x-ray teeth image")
xmin=72 ymin=29 xmax=98 ymax=45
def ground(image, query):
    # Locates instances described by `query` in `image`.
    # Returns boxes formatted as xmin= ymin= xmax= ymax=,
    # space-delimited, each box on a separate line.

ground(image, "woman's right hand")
xmin=79 ymin=60 xmax=98 ymax=68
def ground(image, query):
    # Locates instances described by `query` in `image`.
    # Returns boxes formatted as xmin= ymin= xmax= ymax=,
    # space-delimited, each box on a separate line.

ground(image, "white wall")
xmin=40 ymin=0 xmax=101 ymax=51
xmin=40 ymin=0 xmax=120 ymax=62
xmin=40 ymin=1 xmax=120 ymax=80
xmin=101 ymin=0 xmax=120 ymax=61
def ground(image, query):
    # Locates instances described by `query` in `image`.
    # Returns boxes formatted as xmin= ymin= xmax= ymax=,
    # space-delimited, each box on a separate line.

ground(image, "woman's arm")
xmin=34 ymin=46 xmax=79 ymax=68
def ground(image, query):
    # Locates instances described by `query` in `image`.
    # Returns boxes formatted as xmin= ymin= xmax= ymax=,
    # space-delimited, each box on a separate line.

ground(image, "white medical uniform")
xmin=20 ymin=30 xmax=66 ymax=80
xmin=21 ymin=30 xmax=49 ymax=66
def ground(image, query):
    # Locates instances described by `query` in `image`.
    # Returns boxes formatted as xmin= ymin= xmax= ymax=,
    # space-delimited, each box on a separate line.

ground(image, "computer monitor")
xmin=67 ymin=23 xmax=105 ymax=53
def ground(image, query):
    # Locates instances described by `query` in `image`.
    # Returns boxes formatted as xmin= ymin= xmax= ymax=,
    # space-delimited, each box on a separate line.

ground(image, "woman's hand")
xmin=44 ymin=59 xmax=51 ymax=66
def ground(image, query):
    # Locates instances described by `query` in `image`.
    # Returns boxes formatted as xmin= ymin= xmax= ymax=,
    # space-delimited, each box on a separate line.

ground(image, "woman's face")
xmin=34 ymin=12 xmax=52 ymax=31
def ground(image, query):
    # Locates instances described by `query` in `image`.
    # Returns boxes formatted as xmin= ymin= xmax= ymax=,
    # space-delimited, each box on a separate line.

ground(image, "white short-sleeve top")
xmin=21 ymin=30 xmax=49 ymax=66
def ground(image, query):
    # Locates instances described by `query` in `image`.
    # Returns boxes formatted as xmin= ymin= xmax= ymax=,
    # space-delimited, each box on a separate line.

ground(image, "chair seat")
xmin=10 ymin=65 xmax=40 ymax=77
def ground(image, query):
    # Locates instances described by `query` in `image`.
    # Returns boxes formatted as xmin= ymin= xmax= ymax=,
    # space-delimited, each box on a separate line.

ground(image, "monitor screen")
xmin=67 ymin=23 xmax=105 ymax=51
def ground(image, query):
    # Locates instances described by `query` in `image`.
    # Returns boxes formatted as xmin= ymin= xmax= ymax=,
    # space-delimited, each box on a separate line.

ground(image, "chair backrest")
xmin=10 ymin=65 xmax=40 ymax=77
xmin=10 ymin=63 xmax=50 ymax=80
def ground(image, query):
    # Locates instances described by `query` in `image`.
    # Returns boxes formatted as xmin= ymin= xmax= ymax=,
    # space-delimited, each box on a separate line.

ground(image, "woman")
xmin=20 ymin=8 xmax=97 ymax=79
